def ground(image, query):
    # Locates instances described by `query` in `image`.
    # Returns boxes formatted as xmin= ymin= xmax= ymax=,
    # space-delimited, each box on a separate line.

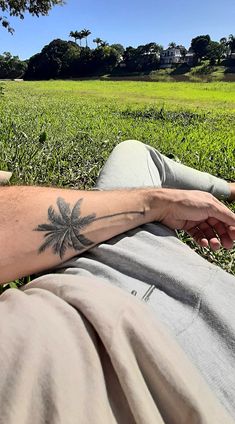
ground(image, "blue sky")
xmin=1 ymin=0 xmax=235 ymax=60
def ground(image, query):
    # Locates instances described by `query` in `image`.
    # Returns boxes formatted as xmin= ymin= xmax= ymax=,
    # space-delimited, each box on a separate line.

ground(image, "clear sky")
xmin=1 ymin=0 xmax=235 ymax=60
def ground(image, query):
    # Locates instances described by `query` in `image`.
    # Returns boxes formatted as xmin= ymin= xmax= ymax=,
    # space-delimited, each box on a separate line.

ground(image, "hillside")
xmin=103 ymin=62 xmax=235 ymax=82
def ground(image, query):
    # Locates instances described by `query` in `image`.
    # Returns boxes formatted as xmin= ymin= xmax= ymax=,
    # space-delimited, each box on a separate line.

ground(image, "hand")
xmin=155 ymin=189 xmax=235 ymax=251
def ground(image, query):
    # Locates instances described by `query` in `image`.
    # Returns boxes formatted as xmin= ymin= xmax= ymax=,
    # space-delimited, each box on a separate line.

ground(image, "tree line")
xmin=1 ymin=32 xmax=235 ymax=80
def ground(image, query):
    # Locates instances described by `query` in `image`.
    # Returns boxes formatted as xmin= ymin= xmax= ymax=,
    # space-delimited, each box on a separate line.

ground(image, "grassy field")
xmin=0 ymin=80 xmax=234 ymax=286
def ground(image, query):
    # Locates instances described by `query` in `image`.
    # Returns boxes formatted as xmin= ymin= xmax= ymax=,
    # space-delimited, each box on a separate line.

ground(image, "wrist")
xmin=142 ymin=188 xmax=169 ymax=223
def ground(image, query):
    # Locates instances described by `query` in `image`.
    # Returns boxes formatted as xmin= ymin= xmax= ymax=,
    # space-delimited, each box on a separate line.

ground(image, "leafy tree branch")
xmin=0 ymin=0 xmax=64 ymax=33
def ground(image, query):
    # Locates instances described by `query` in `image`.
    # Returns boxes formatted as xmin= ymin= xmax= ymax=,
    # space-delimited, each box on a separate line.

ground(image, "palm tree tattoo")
xmin=35 ymin=197 xmax=144 ymax=259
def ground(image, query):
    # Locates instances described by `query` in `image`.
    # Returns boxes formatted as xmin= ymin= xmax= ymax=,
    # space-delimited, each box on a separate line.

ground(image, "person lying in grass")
xmin=0 ymin=145 xmax=234 ymax=284
xmin=0 ymin=140 xmax=235 ymax=423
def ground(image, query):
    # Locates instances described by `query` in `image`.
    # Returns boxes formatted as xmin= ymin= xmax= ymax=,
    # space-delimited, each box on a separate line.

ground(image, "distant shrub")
xmin=191 ymin=62 xmax=214 ymax=75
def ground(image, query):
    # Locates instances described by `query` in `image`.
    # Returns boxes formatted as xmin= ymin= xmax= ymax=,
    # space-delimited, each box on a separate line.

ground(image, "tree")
xmin=91 ymin=45 xmax=119 ymax=74
xmin=25 ymin=39 xmax=80 ymax=80
xmin=110 ymin=44 xmax=125 ymax=56
xmin=220 ymin=37 xmax=227 ymax=45
xmin=168 ymin=42 xmax=176 ymax=48
xmin=228 ymin=34 xmax=235 ymax=54
xmin=0 ymin=52 xmax=27 ymax=78
xmin=122 ymin=43 xmax=161 ymax=72
xmin=143 ymin=42 xmax=163 ymax=55
xmin=0 ymin=0 xmax=64 ymax=33
xmin=219 ymin=37 xmax=229 ymax=58
xmin=69 ymin=31 xmax=80 ymax=44
xmin=122 ymin=46 xmax=137 ymax=71
xmin=176 ymin=45 xmax=187 ymax=58
xmin=100 ymin=40 xmax=109 ymax=48
xmin=69 ymin=31 xmax=85 ymax=46
xmin=93 ymin=37 xmax=103 ymax=48
xmin=73 ymin=47 xmax=92 ymax=75
xmin=137 ymin=43 xmax=162 ymax=71
xmin=190 ymin=35 xmax=211 ymax=62
xmin=77 ymin=31 xmax=85 ymax=47
xmin=81 ymin=29 xmax=91 ymax=48
xmin=206 ymin=41 xmax=224 ymax=65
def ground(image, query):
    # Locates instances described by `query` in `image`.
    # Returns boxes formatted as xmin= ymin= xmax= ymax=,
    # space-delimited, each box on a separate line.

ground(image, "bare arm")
xmin=0 ymin=186 xmax=235 ymax=284
xmin=0 ymin=186 xmax=157 ymax=283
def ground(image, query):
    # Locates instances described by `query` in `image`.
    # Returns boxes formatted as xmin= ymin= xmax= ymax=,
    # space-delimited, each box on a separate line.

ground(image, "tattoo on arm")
xmin=35 ymin=197 xmax=144 ymax=259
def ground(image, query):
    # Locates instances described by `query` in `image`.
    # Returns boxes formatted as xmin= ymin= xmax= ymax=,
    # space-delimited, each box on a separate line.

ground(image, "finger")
xmin=212 ymin=221 xmax=234 ymax=249
xmin=198 ymin=221 xmax=217 ymax=240
xmin=187 ymin=225 xmax=222 ymax=251
xmin=197 ymin=222 xmax=221 ymax=250
xmin=228 ymin=225 xmax=235 ymax=240
xmin=207 ymin=218 xmax=235 ymax=241
xmin=185 ymin=217 xmax=235 ymax=250
xmin=200 ymin=220 xmax=234 ymax=250
xmin=220 ymin=233 xmax=234 ymax=249
xmin=186 ymin=226 xmax=211 ymax=249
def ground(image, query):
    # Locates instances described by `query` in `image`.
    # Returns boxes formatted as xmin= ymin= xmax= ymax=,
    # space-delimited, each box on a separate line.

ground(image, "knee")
xmin=113 ymin=139 xmax=146 ymax=154
xmin=114 ymin=140 xmax=162 ymax=159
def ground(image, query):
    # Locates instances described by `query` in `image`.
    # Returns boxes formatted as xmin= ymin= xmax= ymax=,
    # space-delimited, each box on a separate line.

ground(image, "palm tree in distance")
xmin=81 ymin=29 xmax=91 ymax=48
xmin=93 ymin=37 xmax=103 ymax=48
xmin=100 ymin=41 xmax=109 ymax=47
xmin=69 ymin=31 xmax=79 ymax=44
xmin=77 ymin=31 xmax=84 ymax=47
xmin=69 ymin=30 xmax=85 ymax=46
xmin=220 ymin=37 xmax=227 ymax=45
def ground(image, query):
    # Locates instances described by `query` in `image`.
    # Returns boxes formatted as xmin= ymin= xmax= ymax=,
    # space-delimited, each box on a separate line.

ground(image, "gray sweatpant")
xmin=61 ymin=140 xmax=235 ymax=418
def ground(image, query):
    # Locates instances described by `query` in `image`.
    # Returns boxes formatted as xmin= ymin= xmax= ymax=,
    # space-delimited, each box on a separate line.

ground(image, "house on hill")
xmin=160 ymin=47 xmax=182 ymax=68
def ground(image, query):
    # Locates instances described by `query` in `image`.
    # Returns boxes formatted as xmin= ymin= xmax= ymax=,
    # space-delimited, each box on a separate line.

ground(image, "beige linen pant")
xmin=0 ymin=274 xmax=233 ymax=423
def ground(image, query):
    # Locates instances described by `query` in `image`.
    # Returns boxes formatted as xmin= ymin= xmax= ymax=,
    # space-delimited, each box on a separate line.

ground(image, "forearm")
xmin=0 ymin=186 xmax=157 ymax=284
xmin=1 ymin=186 xmax=234 ymax=284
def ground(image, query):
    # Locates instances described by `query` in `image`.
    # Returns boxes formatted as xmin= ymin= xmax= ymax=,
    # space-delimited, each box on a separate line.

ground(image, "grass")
xmin=0 ymin=80 xmax=234 ymax=290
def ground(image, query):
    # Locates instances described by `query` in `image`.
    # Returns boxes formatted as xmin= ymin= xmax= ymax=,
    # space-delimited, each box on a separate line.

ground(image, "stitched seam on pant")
xmin=175 ymin=268 xmax=219 ymax=336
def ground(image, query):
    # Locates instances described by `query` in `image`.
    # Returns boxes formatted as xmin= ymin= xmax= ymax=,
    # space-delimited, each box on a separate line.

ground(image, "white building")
xmin=160 ymin=48 xmax=182 ymax=68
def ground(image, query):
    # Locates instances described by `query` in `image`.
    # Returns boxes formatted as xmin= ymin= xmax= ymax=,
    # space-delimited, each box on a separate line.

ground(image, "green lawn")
xmin=0 ymin=80 xmax=234 ymax=282
xmin=5 ymin=80 xmax=235 ymax=108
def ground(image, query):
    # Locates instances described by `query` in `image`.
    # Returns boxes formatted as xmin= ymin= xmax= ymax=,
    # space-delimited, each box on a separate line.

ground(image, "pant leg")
xmin=95 ymin=140 xmax=230 ymax=200
xmin=90 ymin=139 xmax=235 ymax=417
xmin=95 ymin=140 xmax=162 ymax=189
